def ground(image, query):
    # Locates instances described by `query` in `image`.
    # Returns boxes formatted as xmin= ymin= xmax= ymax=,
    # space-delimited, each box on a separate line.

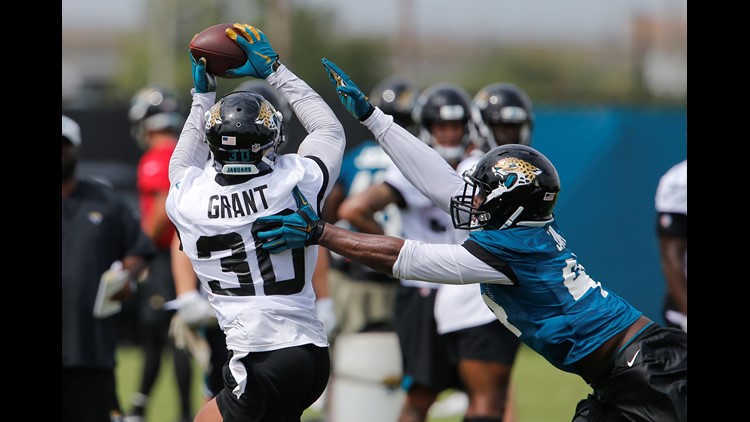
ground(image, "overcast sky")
xmin=62 ymin=0 xmax=686 ymax=44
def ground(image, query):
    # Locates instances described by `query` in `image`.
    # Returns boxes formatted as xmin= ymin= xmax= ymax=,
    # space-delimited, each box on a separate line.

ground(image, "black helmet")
xmin=471 ymin=83 xmax=534 ymax=149
xmin=205 ymin=91 xmax=285 ymax=176
xmin=234 ymin=80 xmax=294 ymax=125
xmin=128 ymin=86 xmax=184 ymax=149
xmin=369 ymin=77 xmax=420 ymax=129
xmin=450 ymin=144 xmax=560 ymax=230
xmin=412 ymin=82 xmax=474 ymax=163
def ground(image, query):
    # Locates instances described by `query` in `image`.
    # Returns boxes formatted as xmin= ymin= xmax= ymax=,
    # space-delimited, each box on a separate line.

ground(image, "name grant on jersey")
xmin=207 ymin=184 xmax=270 ymax=219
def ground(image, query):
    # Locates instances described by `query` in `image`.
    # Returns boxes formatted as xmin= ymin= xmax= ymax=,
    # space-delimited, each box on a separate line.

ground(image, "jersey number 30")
xmin=196 ymin=218 xmax=305 ymax=296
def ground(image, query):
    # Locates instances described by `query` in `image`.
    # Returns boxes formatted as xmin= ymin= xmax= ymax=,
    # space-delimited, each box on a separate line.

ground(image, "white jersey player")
xmin=166 ymin=23 xmax=344 ymax=421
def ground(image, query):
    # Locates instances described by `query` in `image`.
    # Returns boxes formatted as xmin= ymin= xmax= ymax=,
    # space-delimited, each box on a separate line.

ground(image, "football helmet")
xmin=412 ymin=82 xmax=474 ymax=163
xmin=471 ymin=83 xmax=534 ymax=149
xmin=369 ymin=77 xmax=420 ymax=130
xmin=450 ymin=144 xmax=560 ymax=230
xmin=234 ymin=80 xmax=293 ymax=125
xmin=205 ymin=91 xmax=285 ymax=176
xmin=62 ymin=115 xmax=81 ymax=147
xmin=62 ymin=115 xmax=81 ymax=181
xmin=128 ymin=86 xmax=185 ymax=150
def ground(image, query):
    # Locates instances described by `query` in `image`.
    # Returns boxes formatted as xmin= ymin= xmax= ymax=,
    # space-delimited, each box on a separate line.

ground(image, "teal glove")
xmin=321 ymin=58 xmax=374 ymax=121
xmin=190 ymin=53 xmax=216 ymax=93
xmin=256 ymin=187 xmax=326 ymax=253
xmin=225 ymin=24 xmax=280 ymax=79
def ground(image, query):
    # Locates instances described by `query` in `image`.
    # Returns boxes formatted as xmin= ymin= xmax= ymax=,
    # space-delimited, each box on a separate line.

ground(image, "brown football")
xmin=189 ymin=23 xmax=247 ymax=79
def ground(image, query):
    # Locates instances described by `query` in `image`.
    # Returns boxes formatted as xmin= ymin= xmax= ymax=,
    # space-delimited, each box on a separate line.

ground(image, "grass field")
xmin=116 ymin=343 xmax=591 ymax=422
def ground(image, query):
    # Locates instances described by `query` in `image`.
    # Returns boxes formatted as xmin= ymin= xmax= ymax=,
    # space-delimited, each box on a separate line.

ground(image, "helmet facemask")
xmin=470 ymin=83 xmax=534 ymax=150
xmin=129 ymin=87 xmax=184 ymax=150
xmin=413 ymin=83 xmax=475 ymax=165
xmin=421 ymin=118 xmax=471 ymax=164
xmin=451 ymin=170 xmax=493 ymax=230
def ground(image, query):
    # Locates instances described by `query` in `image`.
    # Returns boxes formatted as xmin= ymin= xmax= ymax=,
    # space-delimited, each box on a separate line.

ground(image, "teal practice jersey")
xmin=467 ymin=219 xmax=642 ymax=376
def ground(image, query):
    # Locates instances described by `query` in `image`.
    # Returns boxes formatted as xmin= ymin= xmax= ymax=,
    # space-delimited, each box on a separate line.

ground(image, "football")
xmin=189 ymin=23 xmax=247 ymax=79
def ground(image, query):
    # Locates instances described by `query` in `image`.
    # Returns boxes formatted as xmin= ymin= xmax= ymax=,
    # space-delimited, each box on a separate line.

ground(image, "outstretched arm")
xmin=360 ymin=108 xmax=463 ymax=213
xmin=319 ymin=223 xmax=404 ymax=274
xmin=321 ymin=58 xmax=464 ymax=213
xmin=256 ymin=187 xmax=512 ymax=285
xmin=226 ymin=24 xmax=346 ymax=190
xmin=169 ymin=54 xmax=215 ymax=185
xmin=269 ymin=64 xmax=345 ymax=184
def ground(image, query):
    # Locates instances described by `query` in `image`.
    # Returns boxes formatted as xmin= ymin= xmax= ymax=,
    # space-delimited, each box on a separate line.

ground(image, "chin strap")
xmin=500 ymin=206 xmax=524 ymax=229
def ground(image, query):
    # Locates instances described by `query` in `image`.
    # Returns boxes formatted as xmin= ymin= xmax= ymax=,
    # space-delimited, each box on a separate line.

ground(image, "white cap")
xmin=62 ymin=115 xmax=81 ymax=146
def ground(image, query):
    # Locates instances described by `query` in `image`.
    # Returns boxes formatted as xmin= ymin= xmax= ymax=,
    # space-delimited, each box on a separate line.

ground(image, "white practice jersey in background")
xmin=433 ymin=150 xmax=498 ymax=334
xmin=384 ymin=164 xmax=455 ymax=290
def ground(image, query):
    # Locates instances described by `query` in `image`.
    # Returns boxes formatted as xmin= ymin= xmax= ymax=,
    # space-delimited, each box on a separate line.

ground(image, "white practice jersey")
xmin=434 ymin=149 xmax=499 ymax=334
xmin=166 ymin=64 xmax=345 ymax=398
xmin=384 ymin=164 xmax=456 ymax=289
xmin=168 ymin=156 xmax=330 ymax=352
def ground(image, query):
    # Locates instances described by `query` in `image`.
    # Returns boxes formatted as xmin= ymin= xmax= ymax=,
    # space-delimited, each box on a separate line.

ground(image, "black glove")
xmin=321 ymin=58 xmax=374 ymax=121
xmin=256 ymin=187 xmax=325 ymax=253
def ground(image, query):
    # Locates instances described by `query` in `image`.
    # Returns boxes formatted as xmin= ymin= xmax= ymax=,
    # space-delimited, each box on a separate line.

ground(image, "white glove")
xmin=93 ymin=261 xmax=131 ymax=318
xmin=316 ymin=297 xmax=337 ymax=338
xmin=164 ymin=290 xmax=217 ymax=327
xmin=169 ymin=313 xmax=212 ymax=372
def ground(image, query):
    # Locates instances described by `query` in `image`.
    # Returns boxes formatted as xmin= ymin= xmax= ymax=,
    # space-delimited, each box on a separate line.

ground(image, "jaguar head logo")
xmin=205 ymin=104 xmax=222 ymax=131
xmin=256 ymin=101 xmax=279 ymax=131
xmin=486 ymin=157 xmax=541 ymax=202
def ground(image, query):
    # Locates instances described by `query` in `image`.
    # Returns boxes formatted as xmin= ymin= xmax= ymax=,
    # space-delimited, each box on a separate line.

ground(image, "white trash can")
xmin=329 ymin=332 xmax=404 ymax=422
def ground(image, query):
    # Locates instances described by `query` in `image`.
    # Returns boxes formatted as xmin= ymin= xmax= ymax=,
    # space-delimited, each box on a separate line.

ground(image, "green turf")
xmin=508 ymin=345 xmax=592 ymax=421
xmin=116 ymin=343 xmax=591 ymax=421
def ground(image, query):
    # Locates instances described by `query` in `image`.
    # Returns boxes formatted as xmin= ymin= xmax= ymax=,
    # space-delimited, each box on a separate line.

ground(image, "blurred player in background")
xmin=324 ymin=76 xmax=420 ymax=339
xmin=429 ymin=81 xmax=537 ymax=422
xmin=470 ymin=83 xmax=534 ymax=149
xmin=311 ymin=77 xmax=420 ymax=421
xmin=654 ymin=159 xmax=687 ymax=332
xmin=126 ymin=86 xmax=194 ymax=422
xmin=166 ymin=23 xmax=343 ymax=421
xmin=167 ymin=234 xmax=221 ymax=400
xmin=62 ymin=115 xmax=156 ymax=422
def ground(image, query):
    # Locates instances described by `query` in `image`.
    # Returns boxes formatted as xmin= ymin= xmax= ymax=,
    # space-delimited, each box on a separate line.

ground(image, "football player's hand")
xmin=321 ymin=58 xmax=374 ymax=121
xmin=164 ymin=290 xmax=217 ymax=328
xmin=225 ymin=24 xmax=280 ymax=79
xmin=190 ymin=52 xmax=217 ymax=94
xmin=256 ymin=186 xmax=326 ymax=253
